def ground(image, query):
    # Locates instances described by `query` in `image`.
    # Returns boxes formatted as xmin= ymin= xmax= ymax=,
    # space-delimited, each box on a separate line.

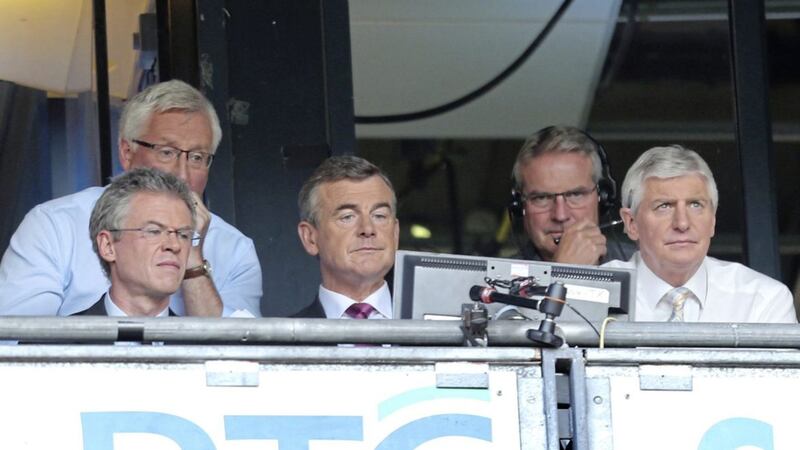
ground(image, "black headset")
xmin=509 ymin=127 xmax=617 ymax=219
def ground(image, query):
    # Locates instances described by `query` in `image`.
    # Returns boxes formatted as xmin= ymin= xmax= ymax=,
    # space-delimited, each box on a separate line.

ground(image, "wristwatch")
xmin=184 ymin=259 xmax=212 ymax=279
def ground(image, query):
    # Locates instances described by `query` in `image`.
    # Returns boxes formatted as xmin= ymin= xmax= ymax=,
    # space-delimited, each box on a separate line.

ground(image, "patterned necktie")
xmin=662 ymin=287 xmax=696 ymax=322
xmin=345 ymin=302 xmax=375 ymax=320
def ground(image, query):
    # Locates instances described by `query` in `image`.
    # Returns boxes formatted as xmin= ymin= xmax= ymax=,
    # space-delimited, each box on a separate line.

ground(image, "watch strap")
xmin=184 ymin=259 xmax=211 ymax=279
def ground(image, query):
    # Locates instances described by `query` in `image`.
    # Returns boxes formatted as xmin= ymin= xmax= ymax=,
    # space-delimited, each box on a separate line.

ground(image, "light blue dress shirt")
xmin=0 ymin=186 xmax=262 ymax=317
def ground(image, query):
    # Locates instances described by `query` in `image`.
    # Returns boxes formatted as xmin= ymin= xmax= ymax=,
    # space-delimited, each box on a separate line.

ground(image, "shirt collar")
xmin=318 ymin=282 xmax=393 ymax=319
xmin=105 ymin=292 xmax=170 ymax=317
xmin=636 ymin=253 xmax=707 ymax=309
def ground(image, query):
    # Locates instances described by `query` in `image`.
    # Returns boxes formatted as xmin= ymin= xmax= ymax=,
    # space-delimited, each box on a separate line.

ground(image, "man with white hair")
xmin=604 ymin=145 xmax=796 ymax=323
xmin=0 ymin=80 xmax=261 ymax=317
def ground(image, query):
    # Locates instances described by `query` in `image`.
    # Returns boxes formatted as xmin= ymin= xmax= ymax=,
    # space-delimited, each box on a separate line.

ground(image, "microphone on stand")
xmin=469 ymin=282 xmax=567 ymax=348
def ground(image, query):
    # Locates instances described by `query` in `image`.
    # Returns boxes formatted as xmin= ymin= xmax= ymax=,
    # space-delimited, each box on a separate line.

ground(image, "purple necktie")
xmin=345 ymin=302 xmax=375 ymax=319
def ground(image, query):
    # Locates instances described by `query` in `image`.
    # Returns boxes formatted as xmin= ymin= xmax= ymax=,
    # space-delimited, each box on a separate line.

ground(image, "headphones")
xmin=509 ymin=127 xmax=617 ymax=219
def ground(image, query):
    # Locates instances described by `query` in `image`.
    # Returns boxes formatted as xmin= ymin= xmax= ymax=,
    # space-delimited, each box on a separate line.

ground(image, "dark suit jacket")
xmin=72 ymin=295 xmax=176 ymax=316
xmin=291 ymin=297 xmax=327 ymax=318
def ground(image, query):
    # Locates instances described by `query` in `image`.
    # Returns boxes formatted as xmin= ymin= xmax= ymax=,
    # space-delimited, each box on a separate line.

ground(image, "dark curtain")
xmin=0 ymin=80 xmax=50 ymax=255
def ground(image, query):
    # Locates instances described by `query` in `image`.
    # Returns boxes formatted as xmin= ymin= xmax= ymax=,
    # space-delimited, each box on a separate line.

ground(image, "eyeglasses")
xmin=523 ymin=185 xmax=598 ymax=212
xmin=109 ymin=225 xmax=199 ymax=246
xmin=132 ymin=139 xmax=214 ymax=169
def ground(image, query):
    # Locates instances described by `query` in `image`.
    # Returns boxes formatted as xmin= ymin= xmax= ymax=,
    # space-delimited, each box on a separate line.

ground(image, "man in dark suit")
xmin=73 ymin=168 xmax=195 ymax=317
xmin=293 ymin=156 xmax=399 ymax=319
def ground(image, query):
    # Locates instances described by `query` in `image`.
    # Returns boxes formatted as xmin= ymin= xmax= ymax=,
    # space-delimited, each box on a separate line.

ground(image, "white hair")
xmin=622 ymin=145 xmax=718 ymax=214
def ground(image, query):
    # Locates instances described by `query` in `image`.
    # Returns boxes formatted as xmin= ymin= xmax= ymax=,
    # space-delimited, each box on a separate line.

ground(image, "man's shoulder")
xmin=290 ymin=298 xmax=326 ymax=318
xmin=208 ymin=212 xmax=252 ymax=242
xmin=31 ymin=186 xmax=104 ymax=217
xmin=600 ymin=255 xmax=636 ymax=270
xmin=706 ymin=256 xmax=788 ymax=291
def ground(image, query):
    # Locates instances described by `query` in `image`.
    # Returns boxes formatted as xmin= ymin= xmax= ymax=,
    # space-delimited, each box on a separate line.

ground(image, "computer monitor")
xmin=392 ymin=250 xmax=636 ymax=322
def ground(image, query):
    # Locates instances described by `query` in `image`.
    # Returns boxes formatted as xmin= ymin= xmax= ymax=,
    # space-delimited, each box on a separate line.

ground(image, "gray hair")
xmin=621 ymin=145 xmax=718 ymax=214
xmin=119 ymin=80 xmax=222 ymax=153
xmin=511 ymin=125 xmax=603 ymax=191
xmin=90 ymin=168 xmax=196 ymax=276
xmin=298 ymin=155 xmax=396 ymax=225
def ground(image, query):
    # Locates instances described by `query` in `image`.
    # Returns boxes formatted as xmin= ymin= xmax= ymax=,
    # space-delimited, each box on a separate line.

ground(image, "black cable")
xmin=354 ymin=0 xmax=574 ymax=124
xmin=565 ymin=303 xmax=601 ymax=337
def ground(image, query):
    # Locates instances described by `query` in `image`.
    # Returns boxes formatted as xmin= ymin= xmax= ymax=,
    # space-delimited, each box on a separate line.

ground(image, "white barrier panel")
xmin=0 ymin=349 xmax=537 ymax=449
xmin=585 ymin=349 xmax=800 ymax=450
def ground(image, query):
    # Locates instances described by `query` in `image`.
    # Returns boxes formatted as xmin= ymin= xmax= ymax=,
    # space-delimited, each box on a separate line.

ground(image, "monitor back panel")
xmin=393 ymin=250 xmax=635 ymax=322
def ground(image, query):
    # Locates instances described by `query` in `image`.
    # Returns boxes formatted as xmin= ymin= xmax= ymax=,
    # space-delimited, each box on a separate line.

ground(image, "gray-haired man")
xmin=604 ymin=145 xmax=796 ymax=323
xmin=293 ymin=156 xmax=399 ymax=319
xmin=0 ymin=80 xmax=261 ymax=317
xmin=75 ymin=168 xmax=195 ymax=316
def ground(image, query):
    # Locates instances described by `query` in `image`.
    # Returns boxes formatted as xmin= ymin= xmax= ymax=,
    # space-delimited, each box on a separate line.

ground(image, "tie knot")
xmin=662 ymin=286 xmax=696 ymax=322
xmin=345 ymin=302 xmax=375 ymax=319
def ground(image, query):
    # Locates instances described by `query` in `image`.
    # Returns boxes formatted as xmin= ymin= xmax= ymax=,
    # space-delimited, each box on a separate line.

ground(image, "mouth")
xmin=666 ymin=239 xmax=697 ymax=246
xmin=546 ymin=231 xmax=563 ymax=243
xmin=352 ymin=247 xmax=384 ymax=253
xmin=156 ymin=261 xmax=182 ymax=270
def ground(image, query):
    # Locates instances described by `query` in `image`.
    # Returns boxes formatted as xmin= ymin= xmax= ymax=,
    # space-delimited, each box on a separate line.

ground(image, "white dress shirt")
xmin=104 ymin=292 xmax=170 ymax=318
xmin=603 ymin=252 xmax=797 ymax=323
xmin=318 ymin=282 xmax=393 ymax=319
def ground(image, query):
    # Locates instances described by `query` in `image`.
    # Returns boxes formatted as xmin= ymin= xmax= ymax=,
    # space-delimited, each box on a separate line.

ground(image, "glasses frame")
xmin=108 ymin=225 xmax=200 ymax=246
xmin=522 ymin=185 xmax=599 ymax=212
xmin=132 ymin=139 xmax=214 ymax=169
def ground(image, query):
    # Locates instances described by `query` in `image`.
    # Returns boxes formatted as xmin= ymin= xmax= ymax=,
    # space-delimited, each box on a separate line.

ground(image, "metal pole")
xmin=727 ymin=0 xmax=781 ymax=277
xmin=92 ymin=0 xmax=113 ymax=181
xmin=2 ymin=318 xmax=800 ymax=348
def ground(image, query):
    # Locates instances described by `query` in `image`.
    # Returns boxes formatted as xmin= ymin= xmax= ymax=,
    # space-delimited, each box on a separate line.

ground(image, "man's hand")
xmin=552 ymin=219 xmax=607 ymax=265
xmin=187 ymin=192 xmax=211 ymax=267
xmin=181 ymin=191 xmax=222 ymax=317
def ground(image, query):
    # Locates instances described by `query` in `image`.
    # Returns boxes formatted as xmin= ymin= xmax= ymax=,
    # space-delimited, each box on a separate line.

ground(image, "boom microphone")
xmin=469 ymin=286 xmax=539 ymax=310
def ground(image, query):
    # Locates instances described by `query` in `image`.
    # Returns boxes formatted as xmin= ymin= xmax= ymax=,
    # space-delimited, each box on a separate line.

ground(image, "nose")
xmin=551 ymin=195 xmax=570 ymax=222
xmin=161 ymin=230 xmax=183 ymax=252
xmin=673 ymin=204 xmax=690 ymax=231
xmin=172 ymin=154 xmax=191 ymax=183
xmin=357 ymin=215 xmax=377 ymax=237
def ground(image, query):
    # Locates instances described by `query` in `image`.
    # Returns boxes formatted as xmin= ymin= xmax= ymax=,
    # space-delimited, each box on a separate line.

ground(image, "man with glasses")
xmin=0 ymin=80 xmax=261 ymax=317
xmin=74 ymin=168 xmax=195 ymax=316
xmin=510 ymin=125 xmax=633 ymax=265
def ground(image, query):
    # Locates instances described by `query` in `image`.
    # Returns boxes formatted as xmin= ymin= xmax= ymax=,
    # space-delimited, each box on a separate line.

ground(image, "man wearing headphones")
xmin=510 ymin=125 xmax=634 ymax=265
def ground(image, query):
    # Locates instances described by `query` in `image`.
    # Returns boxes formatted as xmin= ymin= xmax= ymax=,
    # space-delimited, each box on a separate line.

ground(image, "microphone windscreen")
xmin=469 ymin=285 xmax=485 ymax=301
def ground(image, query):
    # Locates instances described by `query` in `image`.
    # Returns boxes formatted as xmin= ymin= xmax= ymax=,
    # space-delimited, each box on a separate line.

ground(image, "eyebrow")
xmin=333 ymin=202 xmax=393 ymax=214
xmin=142 ymin=220 xmax=193 ymax=230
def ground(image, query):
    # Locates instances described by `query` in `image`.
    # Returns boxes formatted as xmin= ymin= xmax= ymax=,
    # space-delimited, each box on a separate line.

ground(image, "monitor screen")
xmin=392 ymin=250 xmax=636 ymax=322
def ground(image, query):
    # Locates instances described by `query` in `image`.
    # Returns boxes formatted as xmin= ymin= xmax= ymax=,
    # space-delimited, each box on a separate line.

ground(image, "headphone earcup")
xmin=509 ymin=189 xmax=525 ymax=219
xmin=597 ymin=177 xmax=615 ymax=215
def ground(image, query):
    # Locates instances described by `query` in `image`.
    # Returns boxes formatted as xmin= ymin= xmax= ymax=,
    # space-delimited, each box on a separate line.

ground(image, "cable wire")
xmin=565 ymin=302 xmax=601 ymax=338
xmin=354 ymin=0 xmax=574 ymax=124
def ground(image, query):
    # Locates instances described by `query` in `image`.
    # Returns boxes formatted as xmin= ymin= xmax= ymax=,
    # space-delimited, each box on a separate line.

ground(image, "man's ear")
xmin=620 ymin=207 xmax=639 ymax=242
xmin=96 ymin=231 xmax=117 ymax=264
xmin=393 ymin=218 xmax=400 ymax=250
xmin=297 ymin=221 xmax=320 ymax=256
xmin=119 ymin=139 xmax=134 ymax=171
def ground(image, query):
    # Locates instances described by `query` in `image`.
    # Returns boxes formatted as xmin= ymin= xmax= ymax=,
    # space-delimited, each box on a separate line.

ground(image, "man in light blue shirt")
xmin=0 ymin=80 xmax=262 ymax=317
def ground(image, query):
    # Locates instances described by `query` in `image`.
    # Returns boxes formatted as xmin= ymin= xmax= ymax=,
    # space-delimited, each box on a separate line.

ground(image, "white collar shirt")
xmin=318 ymin=282 xmax=393 ymax=319
xmin=603 ymin=252 xmax=797 ymax=323
xmin=104 ymin=291 xmax=169 ymax=318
